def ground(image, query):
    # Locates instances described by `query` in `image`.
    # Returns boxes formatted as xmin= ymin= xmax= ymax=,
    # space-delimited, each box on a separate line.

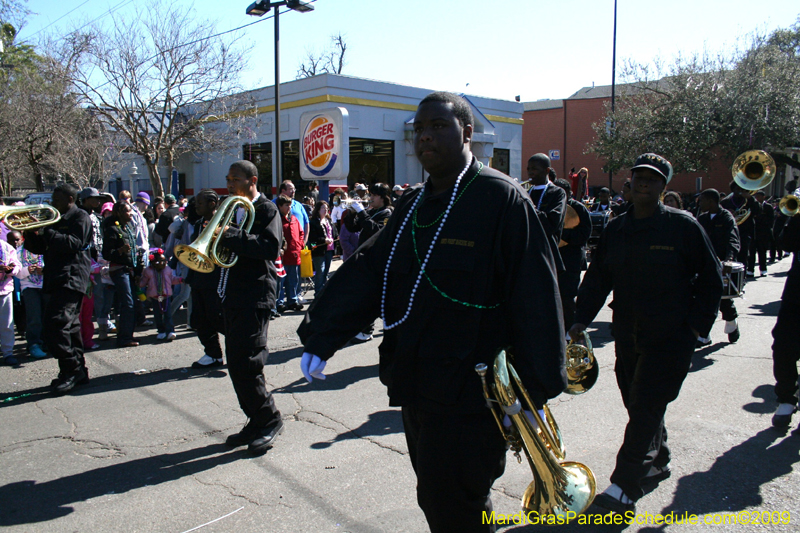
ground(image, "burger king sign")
xmin=299 ymin=107 xmax=349 ymax=180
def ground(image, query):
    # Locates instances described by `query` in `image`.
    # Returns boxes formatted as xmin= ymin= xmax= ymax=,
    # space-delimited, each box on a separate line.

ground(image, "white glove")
xmin=300 ymin=352 xmax=327 ymax=382
xmin=350 ymin=201 xmax=364 ymax=213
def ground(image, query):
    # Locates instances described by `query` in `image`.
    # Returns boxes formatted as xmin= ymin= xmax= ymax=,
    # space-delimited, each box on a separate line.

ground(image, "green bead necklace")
xmin=411 ymin=163 xmax=500 ymax=310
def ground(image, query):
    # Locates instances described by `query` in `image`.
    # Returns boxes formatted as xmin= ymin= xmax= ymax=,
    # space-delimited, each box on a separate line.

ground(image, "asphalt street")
xmin=0 ymin=256 xmax=798 ymax=532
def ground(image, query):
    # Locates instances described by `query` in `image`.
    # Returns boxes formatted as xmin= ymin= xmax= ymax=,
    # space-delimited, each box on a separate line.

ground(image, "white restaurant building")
xmin=112 ymin=73 xmax=524 ymax=199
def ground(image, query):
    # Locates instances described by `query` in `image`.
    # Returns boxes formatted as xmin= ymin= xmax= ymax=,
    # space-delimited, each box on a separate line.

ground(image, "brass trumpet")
xmin=476 ymin=350 xmax=596 ymax=518
xmin=564 ymin=330 xmax=599 ymax=395
xmin=174 ymin=195 xmax=255 ymax=273
xmin=0 ymin=204 xmax=61 ymax=230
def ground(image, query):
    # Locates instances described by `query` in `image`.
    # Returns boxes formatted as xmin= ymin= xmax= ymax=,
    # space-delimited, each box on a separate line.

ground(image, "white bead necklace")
xmin=381 ymin=157 xmax=472 ymax=330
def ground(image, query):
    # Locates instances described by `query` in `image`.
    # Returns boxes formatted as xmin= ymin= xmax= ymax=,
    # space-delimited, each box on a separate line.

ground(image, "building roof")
xmin=523 ymin=99 xmax=563 ymax=111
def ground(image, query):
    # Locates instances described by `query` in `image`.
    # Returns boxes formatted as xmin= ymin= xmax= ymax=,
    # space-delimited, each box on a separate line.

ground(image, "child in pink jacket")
xmin=139 ymin=249 xmax=183 ymax=341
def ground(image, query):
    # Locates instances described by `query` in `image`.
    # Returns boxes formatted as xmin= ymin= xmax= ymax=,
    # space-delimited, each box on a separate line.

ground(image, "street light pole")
xmin=609 ymin=0 xmax=618 ymax=191
xmin=274 ymin=6 xmax=282 ymax=186
xmin=246 ymin=0 xmax=314 ymax=190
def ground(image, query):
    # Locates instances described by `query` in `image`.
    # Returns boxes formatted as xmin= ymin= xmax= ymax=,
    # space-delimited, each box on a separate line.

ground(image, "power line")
xmin=25 ymin=0 xmax=92 ymax=39
xmin=88 ymin=2 xmax=318 ymax=94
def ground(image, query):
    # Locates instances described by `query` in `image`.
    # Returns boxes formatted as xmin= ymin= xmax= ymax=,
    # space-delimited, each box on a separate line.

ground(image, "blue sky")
xmin=17 ymin=0 xmax=800 ymax=103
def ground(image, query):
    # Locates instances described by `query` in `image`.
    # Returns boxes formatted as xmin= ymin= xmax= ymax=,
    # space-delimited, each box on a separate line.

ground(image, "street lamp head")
xmin=287 ymin=0 xmax=314 ymax=12
xmin=246 ymin=0 xmax=271 ymax=16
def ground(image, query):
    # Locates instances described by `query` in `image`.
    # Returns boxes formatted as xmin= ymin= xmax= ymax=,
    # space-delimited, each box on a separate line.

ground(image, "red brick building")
xmin=521 ymin=84 xmax=788 ymax=197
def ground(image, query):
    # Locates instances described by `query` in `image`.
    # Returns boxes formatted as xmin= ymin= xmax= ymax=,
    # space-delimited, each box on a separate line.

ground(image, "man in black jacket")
xmin=154 ymin=194 xmax=180 ymax=243
xmin=750 ymin=190 xmax=774 ymax=277
xmin=697 ymin=189 xmax=741 ymax=344
xmin=526 ymin=153 xmax=566 ymax=273
xmin=553 ymin=178 xmax=591 ymax=331
xmin=187 ymin=190 xmax=224 ymax=369
xmin=771 ymin=212 xmax=800 ymax=428
xmin=217 ymin=161 xmax=284 ymax=456
xmin=298 ymin=92 xmax=565 ymax=533
xmin=570 ymin=153 xmax=722 ymax=514
xmin=23 ymin=183 xmax=93 ymax=393
xmin=721 ymin=181 xmax=761 ymax=277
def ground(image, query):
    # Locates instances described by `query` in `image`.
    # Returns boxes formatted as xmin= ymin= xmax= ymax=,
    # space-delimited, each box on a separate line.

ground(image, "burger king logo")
xmin=302 ymin=115 xmax=338 ymax=177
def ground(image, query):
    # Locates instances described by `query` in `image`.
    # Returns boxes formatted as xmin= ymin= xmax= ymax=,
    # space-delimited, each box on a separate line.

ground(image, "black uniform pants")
xmin=558 ymin=270 xmax=581 ymax=332
xmin=772 ymin=290 xmax=800 ymax=406
xmin=43 ymin=287 xmax=85 ymax=376
xmin=222 ymin=306 xmax=280 ymax=426
xmin=610 ymin=326 xmax=695 ymax=500
xmin=719 ymin=298 xmax=738 ymax=322
xmin=191 ymin=286 xmax=223 ymax=360
xmin=748 ymin=236 xmax=769 ymax=273
xmin=738 ymin=232 xmax=753 ymax=271
xmin=402 ymin=405 xmax=507 ymax=533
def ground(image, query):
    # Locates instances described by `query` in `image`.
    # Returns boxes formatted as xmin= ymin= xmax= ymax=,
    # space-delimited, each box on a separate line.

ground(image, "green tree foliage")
xmin=590 ymin=19 xmax=800 ymax=175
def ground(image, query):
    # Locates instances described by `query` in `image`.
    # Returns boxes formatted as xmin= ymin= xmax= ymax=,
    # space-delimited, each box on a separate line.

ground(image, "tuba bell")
xmin=779 ymin=193 xmax=800 ymax=217
xmin=174 ymin=195 xmax=255 ymax=273
xmin=564 ymin=330 xmax=599 ymax=395
xmin=732 ymin=150 xmax=776 ymax=192
xmin=475 ymin=350 xmax=596 ymax=519
xmin=0 ymin=204 xmax=61 ymax=231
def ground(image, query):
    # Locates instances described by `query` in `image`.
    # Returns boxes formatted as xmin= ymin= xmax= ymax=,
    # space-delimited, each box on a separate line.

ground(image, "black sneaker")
xmin=290 ymin=302 xmax=304 ymax=312
xmin=643 ymin=464 xmax=671 ymax=485
xmin=728 ymin=328 xmax=740 ymax=343
xmin=248 ymin=418 xmax=284 ymax=456
xmin=225 ymin=420 xmax=261 ymax=447
xmin=695 ymin=337 xmax=712 ymax=349
xmin=52 ymin=369 xmax=88 ymax=394
xmin=593 ymin=491 xmax=636 ymax=515
xmin=276 ymin=304 xmax=287 ymax=314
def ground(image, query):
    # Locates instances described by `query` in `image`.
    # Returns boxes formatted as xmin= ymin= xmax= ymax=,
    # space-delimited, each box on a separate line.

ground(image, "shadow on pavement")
xmin=586 ymin=321 xmax=614 ymax=350
xmin=689 ymin=342 xmax=726 ymax=373
xmin=742 ymin=384 xmax=779 ymax=414
xmin=0 ymin=442 xmax=244 ymax=526
xmin=310 ymin=409 xmax=403 ymax=450
xmin=656 ymin=426 xmax=800 ymax=518
xmin=0 ymin=367 xmax=228 ymax=408
xmin=750 ymin=300 xmax=782 ymax=317
xmin=273 ymin=363 xmax=379 ymax=394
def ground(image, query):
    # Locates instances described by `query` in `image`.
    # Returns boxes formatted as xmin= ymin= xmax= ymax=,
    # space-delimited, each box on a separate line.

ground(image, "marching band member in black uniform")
xmin=188 ymin=189 xmax=224 ymax=369
xmin=24 ymin=184 xmax=93 ymax=393
xmin=721 ymin=181 xmax=761 ymax=277
xmin=771 ymin=209 xmax=800 ymax=428
xmin=526 ymin=153 xmax=567 ymax=273
xmin=218 ymin=161 xmax=284 ymax=456
xmin=553 ymin=178 xmax=591 ymax=332
xmin=697 ymin=189 xmax=741 ymax=344
xmin=298 ymin=92 xmax=565 ymax=533
xmin=570 ymin=153 xmax=722 ymax=514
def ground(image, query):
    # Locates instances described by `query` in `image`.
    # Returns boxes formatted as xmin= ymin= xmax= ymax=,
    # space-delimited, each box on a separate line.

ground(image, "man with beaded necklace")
xmin=298 ymin=92 xmax=566 ymax=533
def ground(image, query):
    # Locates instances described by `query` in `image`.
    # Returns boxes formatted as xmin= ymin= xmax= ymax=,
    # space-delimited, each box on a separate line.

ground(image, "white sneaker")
xmin=353 ymin=332 xmax=373 ymax=343
xmin=167 ymin=332 xmax=176 ymax=341
xmin=759 ymin=269 xmax=767 ymax=277
xmin=724 ymin=320 xmax=738 ymax=334
xmin=156 ymin=333 xmax=166 ymax=340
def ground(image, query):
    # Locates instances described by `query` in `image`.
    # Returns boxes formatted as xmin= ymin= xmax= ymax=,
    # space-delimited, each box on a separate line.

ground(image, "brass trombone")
xmin=0 ymin=204 xmax=61 ymax=230
xmin=174 ymin=195 xmax=255 ymax=273
xmin=475 ymin=350 xmax=596 ymax=518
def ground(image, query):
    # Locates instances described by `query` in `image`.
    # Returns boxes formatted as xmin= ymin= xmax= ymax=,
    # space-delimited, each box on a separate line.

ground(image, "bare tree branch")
xmin=61 ymin=0 xmax=254 ymax=196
